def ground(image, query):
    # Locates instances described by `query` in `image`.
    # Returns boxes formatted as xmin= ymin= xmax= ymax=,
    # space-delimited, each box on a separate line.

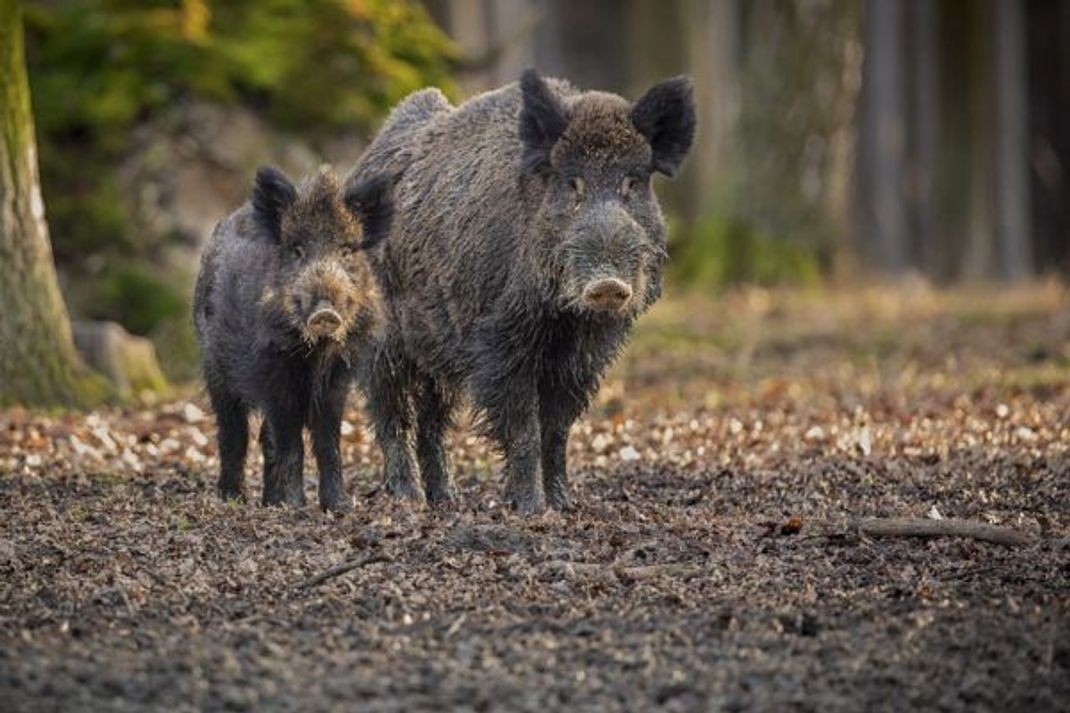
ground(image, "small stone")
xmin=619 ymin=446 xmax=641 ymax=462
xmin=182 ymin=402 xmax=205 ymax=424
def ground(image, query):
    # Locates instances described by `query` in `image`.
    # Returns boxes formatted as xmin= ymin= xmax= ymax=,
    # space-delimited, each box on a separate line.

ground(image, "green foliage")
xmin=96 ymin=266 xmax=186 ymax=335
xmin=22 ymin=0 xmax=456 ymax=356
xmin=674 ymin=214 xmax=822 ymax=288
xmin=25 ymin=0 xmax=456 ymax=139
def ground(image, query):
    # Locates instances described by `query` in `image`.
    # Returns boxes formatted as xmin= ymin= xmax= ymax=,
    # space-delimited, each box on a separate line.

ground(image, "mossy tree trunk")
xmin=0 ymin=0 xmax=108 ymax=407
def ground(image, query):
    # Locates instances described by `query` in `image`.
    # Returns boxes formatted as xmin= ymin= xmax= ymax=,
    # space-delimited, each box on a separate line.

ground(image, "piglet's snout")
xmin=307 ymin=300 xmax=343 ymax=337
xmin=582 ymin=278 xmax=632 ymax=312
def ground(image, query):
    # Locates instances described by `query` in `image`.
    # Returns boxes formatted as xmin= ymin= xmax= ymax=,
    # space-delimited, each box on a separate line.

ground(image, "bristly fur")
xmin=348 ymin=69 xmax=695 ymax=514
xmin=193 ymin=166 xmax=392 ymax=513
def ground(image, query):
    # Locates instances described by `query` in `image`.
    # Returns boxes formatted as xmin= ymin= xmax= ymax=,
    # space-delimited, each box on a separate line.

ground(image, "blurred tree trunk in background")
xmin=993 ymin=0 xmax=1032 ymax=280
xmin=0 ymin=0 xmax=106 ymax=407
xmin=1026 ymin=0 xmax=1070 ymax=276
xmin=858 ymin=0 xmax=908 ymax=272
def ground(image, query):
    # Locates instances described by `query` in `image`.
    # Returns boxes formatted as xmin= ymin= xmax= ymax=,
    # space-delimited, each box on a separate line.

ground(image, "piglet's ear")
xmin=631 ymin=76 xmax=696 ymax=178
xmin=519 ymin=69 xmax=568 ymax=175
xmin=344 ymin=174 xmax=394 ymax=250
xmin=252 ymin=166 xmax=297 ymax=242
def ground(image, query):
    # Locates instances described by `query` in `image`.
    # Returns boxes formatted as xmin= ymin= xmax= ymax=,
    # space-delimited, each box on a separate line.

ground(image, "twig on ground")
xmin=297 ymin=552 xmax=392 ymax=590
xmin=542 ymin=560 xmax=705 ymax=584
xmin=854 ymin=518 xmax=1033 ymax=547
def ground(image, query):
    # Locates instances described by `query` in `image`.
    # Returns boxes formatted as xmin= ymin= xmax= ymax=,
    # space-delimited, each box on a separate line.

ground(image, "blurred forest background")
xmin=15 ymin=0 xmax=1070 ymax=385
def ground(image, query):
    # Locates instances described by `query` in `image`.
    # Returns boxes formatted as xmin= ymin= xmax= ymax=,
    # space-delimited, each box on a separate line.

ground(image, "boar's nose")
xmin=307 ymin=300 xmax=343 ymax=337
xmin=582 ymin=278 xmax=633 ymax=312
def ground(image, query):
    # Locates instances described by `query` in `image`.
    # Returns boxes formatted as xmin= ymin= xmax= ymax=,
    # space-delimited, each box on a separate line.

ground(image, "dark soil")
xmin=2 ymin=286 xmax=1068 ymax=712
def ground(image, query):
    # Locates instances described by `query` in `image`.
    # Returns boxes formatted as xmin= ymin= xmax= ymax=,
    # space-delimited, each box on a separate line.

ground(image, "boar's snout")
xmin=306 ymin=300 xmax=344 ymax=338
xmin=582 ymin=277 xmax=633 ymax=312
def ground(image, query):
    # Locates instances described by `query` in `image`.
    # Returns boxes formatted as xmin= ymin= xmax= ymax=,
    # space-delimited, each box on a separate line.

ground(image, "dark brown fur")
xmin=194 ymin=167 xmax=392 ymax=512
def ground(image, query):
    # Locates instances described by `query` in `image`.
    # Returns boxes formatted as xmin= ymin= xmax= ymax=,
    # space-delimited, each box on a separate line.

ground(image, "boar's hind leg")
xmin=212 ymin=390 xmax=249 ymax=502
xmin=310 ymin=371 xmax=352 ymax=514
xmin=262 ymin=407 xmax=307 ymax=508
xmin=416 ymin=376 xmax=457 ymax=505
xmin=366 ymin=349 xmax=424 ymax=503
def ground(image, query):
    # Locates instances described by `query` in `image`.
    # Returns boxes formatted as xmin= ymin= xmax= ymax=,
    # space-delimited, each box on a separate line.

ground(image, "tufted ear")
xmin=344 ymin=174 xmax=394 ymax=250
xmin=518 ymin=69 xmax=569 ymax=175
xmin=252 ymin=166 xmax=297 ymax=242
xmin=631 ymin=76 xmax=696 ymax=178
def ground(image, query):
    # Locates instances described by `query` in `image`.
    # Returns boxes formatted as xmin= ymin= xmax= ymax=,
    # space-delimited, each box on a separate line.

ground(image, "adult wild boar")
xmin=194 ymin=166 xmax=392 ymax=512
xmin=350 ymin=70 xmax=695 ymax=514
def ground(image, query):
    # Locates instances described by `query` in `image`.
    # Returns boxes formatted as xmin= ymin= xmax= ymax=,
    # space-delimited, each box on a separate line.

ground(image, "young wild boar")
xmin=348 ymin=70 xmax=695 ymax=514
xmin=194 ymin=166 xmax=392 ymax=512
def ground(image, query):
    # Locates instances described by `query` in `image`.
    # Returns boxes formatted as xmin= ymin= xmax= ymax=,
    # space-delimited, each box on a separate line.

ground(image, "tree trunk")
xmin=0 ymin=0 xmax=108 ymax=407
xmin=857 ymin=0 xmax=909 ymax=273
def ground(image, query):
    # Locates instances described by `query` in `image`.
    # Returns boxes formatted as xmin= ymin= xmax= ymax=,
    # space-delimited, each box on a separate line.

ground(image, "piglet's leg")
xmin=310 ymin=372 xmax=352 ymax=514
xmin=262 ymin=407 xmax=306 ymax=508
xmin=212 ymin=390 xmax=248 ymax=502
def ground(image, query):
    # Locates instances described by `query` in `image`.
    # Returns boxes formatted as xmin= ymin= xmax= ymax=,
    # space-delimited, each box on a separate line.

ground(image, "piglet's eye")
xmin=291 ymin=244 xmax=305 ymax=259
xmin=620 ymin=176 xmax=637 ymax=197
xmin=569 ymin=177 xmax=585 ymax=195
xmin=341 ymin=243 xmax=356 ymax=256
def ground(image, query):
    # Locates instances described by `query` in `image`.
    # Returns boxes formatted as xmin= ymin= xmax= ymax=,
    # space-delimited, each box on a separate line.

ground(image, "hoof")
xmin=504 ymin=484 xmax=547 ymax=516
xmin=385 ymin=476 xmax=427 ymax=504
xmin=425 ymin=479 xmax=458 ymax=506
xmin=546 ymin=489 xmax=575 ymax=512
xmin=320 ymin=493 xmax=353 ymax=515
xmin=219 ymin=486 xmax=245 ymax=503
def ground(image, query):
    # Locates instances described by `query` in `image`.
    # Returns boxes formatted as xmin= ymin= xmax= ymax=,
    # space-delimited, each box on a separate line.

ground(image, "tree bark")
xmin=0 ymin=0 xmax=108 ymax=407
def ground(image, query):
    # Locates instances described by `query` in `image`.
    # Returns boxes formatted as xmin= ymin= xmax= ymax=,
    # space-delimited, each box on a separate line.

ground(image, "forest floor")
xmin=1 ymin=283 xmax=1068 ymax=712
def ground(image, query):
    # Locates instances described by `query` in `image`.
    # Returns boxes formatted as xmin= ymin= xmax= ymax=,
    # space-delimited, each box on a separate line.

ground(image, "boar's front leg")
xmin=365 ymin=345 xmax=424 ymax=503
xmin=310 ymin=369 xmax=352 ymax=514
xmin=540 ymin=420 xmax=573 ymax=511
xmin=262 ymin=404 xmax=307 ymax=508
xmin=415 ymin=375 xmax=457 ymax=505
xmin=481 ymin=374 xmax=545 ymax=516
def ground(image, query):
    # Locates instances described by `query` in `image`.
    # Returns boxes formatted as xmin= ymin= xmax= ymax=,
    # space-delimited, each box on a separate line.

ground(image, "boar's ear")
xmin=252 ymin=166 xmax=297 ymax=242
xmin=344 ymin=174 xmax=394 ymax=250
xmin=519 ymin=69 xmax=568 ymax=175
xmin=631 ymin=76 xmax=696 ymax=178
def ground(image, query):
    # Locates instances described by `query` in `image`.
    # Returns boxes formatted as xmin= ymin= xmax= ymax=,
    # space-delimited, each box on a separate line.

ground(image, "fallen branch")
xmin=297 ymin=552 xmax=392 ymax=589
xmin=854 ymin=518 xmax=1033 ymax=547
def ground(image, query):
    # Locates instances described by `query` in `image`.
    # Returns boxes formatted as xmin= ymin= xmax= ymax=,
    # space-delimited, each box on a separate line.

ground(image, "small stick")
xmin=297 ymin=552 xmax=391 ymax=589
xmin=854 ymin=518 xmax=1033 ymax=547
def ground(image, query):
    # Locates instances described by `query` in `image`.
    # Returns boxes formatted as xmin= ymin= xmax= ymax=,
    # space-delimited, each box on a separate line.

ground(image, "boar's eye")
xmin=291 ymin=244 xmax=305 ymax=260
xmin=620 ymin=176 xmax=636 ymax=198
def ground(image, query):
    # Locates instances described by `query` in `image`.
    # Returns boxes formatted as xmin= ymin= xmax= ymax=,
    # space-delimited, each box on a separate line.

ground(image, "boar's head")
xmin=252 ymin=166 xmax=392 ymax=348
xmin=519 ymin=69 xmax=695 ymax=317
